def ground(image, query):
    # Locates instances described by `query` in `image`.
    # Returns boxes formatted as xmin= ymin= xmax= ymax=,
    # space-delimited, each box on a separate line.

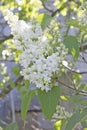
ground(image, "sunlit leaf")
xmin=37 ymin=14 xmax=52 ymax=30
xmin=60 ymin=96 xmax=68 ymax=101
xmin=54 ymin=120 xmax=62 ymax=130
xmin=54 ymin=119 xmax=67 ymax=130
xmin=84 ymin=128 xmax=87 ymax=130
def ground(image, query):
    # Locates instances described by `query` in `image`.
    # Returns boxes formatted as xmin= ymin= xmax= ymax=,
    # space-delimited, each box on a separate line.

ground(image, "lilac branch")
xmin=57 ymin=78 xmax=87 ymax=96
xmin=62 ymin=64 xmax=87 ymax=75
xmin=0 ymin=59 xmax=15 ymax=62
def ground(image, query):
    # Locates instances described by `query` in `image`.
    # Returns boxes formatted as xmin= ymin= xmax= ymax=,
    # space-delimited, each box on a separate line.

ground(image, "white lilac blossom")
xmin=78 ymin=2 xmax=87 ymax=25
xmin=3 ymin=10 xmax=68 ymax=92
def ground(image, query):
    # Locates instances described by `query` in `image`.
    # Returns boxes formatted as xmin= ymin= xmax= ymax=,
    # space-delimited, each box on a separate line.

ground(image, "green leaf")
xmin=67 ymin=19 xmax=87 ymax=32
xmin=78 ymin=84 xmax=87 ymax=91
xmin=37 ymin=14 xmax=52 ymax=30
xmin=64 ymin=36 xmax=79 ymax=61
xmin=4 ymin=122 xmax=18 ymax=130
xmin=21 ymin=90 xmax=35 ymax=120
xmin=81 ymin=121 xmax=87 ymax=128
xmin=0 ymin=44 xmax=3 ymax=56
xmin=67 ymin=19 xmax=79 ymax=27
xmin=24 ymin=80 xmax=30 ymax=89
xmin=65 ymin=107 xmax=87 ymax=130
xmin=38 ymin=86 xmax=60 ymax=120
xmin=12 ymin=66 xmax=20 ymax=76
xmin=41 ymin=0 xmax=47 ymax=2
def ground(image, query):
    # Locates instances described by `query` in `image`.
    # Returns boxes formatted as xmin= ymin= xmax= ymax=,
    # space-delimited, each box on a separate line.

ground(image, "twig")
xmin=40 ymin=0 xmax=53 ymax=13
xmin=40 ymin=0 xmax=67 ymax=17
xmin=57 ymin=78 xmax=87 ymax=96
xmin=62 ymin=64 xmax=87 ymax=74
xmin=0 ymin=59 xmax=15 ymax=62
xmin=80 ymin=53 xmax=87 ymax=64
